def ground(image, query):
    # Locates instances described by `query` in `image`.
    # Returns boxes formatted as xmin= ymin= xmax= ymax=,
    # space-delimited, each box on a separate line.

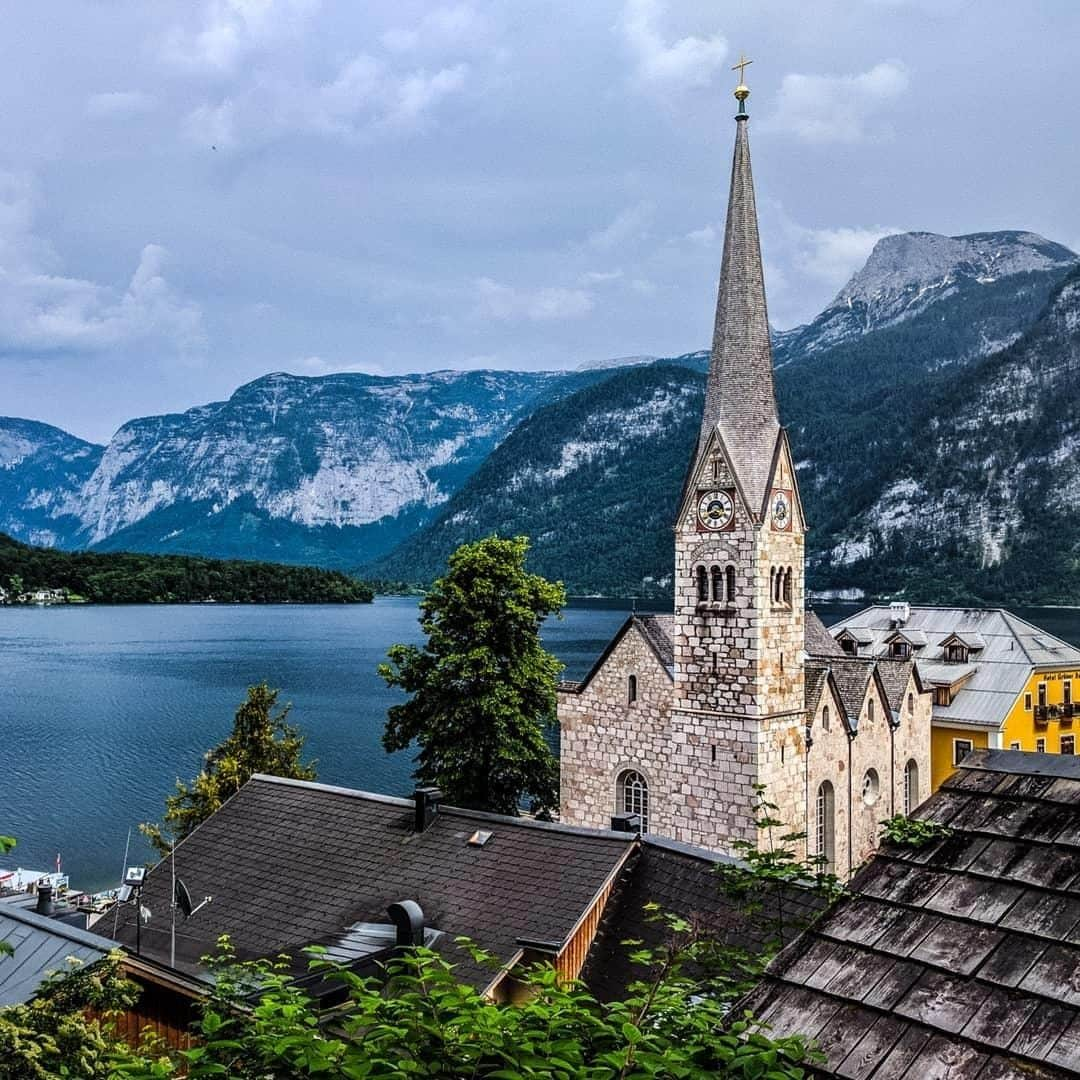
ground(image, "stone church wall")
xmin=559 ymin=624 xmax=674 ymax=834
xmin=806 ymin=682 xmax=852 ymax=877
xmin=890 ymin=675 xmax=934 ymax=815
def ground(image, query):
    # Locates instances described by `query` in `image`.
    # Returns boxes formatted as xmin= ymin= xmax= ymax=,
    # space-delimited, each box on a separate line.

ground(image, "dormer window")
xmin=934 ymin=686 xmax=952 ymax=707
xmin=945 ymin=643 xmax=968 ymax=663
xmin=890 ymin=640 xmax=911 ymax=659
xmin=840 ymin=637 xmax=856 ymax=656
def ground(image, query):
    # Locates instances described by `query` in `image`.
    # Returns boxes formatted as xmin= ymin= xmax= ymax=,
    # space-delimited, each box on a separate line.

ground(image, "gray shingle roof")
xmin=806 ymin=610 xmax=846 ymax=658
xmin=804 ymin=662 xmax=830 ymax=720
xmin=743 ymin=749 xmax=1080 ymax=1077
xmin=828 ymin=606 xmax=1080 ymax=730
xmin=875 ymin=658 xmax=917 ymax=713
xmin=0 ymin=903 xmax=114 ymax=1005
xmin=693 ymin=113 xmax=780 ymax=520
xmin=828 ymin=658 xmax=876 ymax=723
xmin=113 ymin=775 xmax=634 ymax=988
xmin=636 ymin=614 xmax=674 ymax=674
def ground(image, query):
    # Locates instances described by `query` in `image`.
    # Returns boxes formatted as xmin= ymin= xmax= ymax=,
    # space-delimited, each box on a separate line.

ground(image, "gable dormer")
xmin=882 ymin=628 xmax=928 ymax=660
xmin=940 ymin=631 xmax=985 ymax=664
xmin=836 ymin=627 xmax=873 ymax=656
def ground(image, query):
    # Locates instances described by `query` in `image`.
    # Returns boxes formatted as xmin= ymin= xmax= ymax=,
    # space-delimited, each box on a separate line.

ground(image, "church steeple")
xmin=696 ymin=70 xmax=780 ymax=519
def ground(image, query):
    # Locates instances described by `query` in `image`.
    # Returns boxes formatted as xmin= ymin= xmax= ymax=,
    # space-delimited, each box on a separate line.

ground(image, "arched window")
xmin=907 ymin=692 xmax=914 ymax=714
xmin=904 ymin=759 xmax=919 ymax=815
xmin=815 ymin=781 xmax=835 ymax=874
xmin=769 ymin=567 xmax=777 ymax=603
xmin=628 ymin=674 xmax=637 ymax=704
xmin=783 ymin=568 xmax=793 ymax=606
xmin=696 ymin=565 xmax=708 ymax=602
xmin=617 ymin=770 xmax=649 ymax=833
xmin=822 ymin=704 xmax=830 ymax=732
xmin=725 ymin=565 xmax=736 ymax=604
xmin=867 ymin=698 xmax=875 ymax=725
xmin=711 ymin=566 xmax=723 ymax=602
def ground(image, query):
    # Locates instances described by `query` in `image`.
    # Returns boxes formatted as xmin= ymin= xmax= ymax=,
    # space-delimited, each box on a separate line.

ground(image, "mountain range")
xmin=3 ymin=229 xmax=1079 ymax=603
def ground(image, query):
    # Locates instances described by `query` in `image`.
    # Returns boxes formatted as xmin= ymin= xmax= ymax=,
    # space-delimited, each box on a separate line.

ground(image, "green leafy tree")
xmin=0 ymin=952 xmax=167 ymax=1079
xmin=142 ymin=683 xmax=316 ymax=857
xmin=121 ymin=933 xmax=815 ymax=1080
xmin=380 ymin=535 xmax=564 ymax=815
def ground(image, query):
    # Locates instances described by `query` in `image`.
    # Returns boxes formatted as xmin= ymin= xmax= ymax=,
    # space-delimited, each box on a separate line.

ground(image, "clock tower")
xmin=669 ymin=70 xmax=807 ymax=851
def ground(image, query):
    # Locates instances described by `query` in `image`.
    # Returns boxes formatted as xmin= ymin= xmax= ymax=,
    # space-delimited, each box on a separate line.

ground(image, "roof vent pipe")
xmin=413 ymin=787 xmax=442 ymax=833
xmin=35 ymin=882 xmax=55 ymax=917
xmin=387 ymin=899 xmax=425 ymax=947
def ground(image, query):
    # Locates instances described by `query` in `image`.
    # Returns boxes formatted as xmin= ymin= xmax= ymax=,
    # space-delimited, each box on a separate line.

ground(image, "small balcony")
xmin=1034 ymin=705 xmax=1049 ymax=726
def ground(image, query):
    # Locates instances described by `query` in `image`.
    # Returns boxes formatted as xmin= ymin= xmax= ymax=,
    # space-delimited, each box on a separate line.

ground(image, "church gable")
xmin=675 ymin=426 xmax=756 ymax=534
xmin=561 ymin=616 xmax=673 ymax=700
xmin=761 ymin=429 xmax=806 ymax=532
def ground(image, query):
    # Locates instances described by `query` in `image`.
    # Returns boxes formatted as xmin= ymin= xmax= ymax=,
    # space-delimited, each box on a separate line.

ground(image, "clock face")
xmin=771 ymin=490 xmax=792 ymax=531
xmin=697 ymin=489 xmax=734 ymax=531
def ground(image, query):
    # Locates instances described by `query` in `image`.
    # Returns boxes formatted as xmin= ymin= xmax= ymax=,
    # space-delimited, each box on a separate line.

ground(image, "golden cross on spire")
xmin=731 ymin=54 xmax=752 ymax=84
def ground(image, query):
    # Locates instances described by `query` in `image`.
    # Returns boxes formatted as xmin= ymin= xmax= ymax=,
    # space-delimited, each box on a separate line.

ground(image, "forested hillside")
xmin=377 ymin=265 xmax=1080 ymax=605
xmin=0 ymin=532 xmax=373 ymax=604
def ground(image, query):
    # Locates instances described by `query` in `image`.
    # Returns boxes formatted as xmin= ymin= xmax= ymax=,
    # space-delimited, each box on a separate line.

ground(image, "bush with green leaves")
xmin=878 ymin=814 xmax=951 ymax=849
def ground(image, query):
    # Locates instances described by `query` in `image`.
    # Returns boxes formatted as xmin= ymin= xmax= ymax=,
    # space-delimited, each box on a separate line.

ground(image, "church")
xmin=557 ymin=71 xmax=933 ymax=878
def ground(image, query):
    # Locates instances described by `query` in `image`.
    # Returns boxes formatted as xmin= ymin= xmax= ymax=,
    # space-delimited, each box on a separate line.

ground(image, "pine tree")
xmin=141 ymin=683 xmax=316 ymax=857
xmin=380 ymin=536 xmax=564 ymax=816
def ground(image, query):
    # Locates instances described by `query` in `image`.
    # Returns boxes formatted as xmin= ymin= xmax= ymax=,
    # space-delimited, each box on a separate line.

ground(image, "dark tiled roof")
xmin=582 ymin=835 xmax=826 ymax=1002
xmin=806 ymin=611 xmax=846 ymax=658
xmin=804 ymin=662 xmax=830 ymax=721
xmin=636 ymin=614 xmax=674 ymax=673
xmin=0 ymin=904 xmax=114 ymax=1005
xmin=875 ymin=657 xmax=916 ymax=713
xmin=113 ymin=776 xmax=633 ymax=988
xmin=744 ymin=749 xmax=1080 ymax=1077
xmin=828 ymin=658 xmax=875 ymax=722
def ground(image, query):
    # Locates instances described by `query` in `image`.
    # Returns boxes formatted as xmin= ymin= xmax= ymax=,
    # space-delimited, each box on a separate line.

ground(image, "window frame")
xmin=627 ymin=674 xmax=638 ymax=704
xmin=815 ymin=780 xmax=835 ymax=875
xmin=616 ymin=769 xmax=649 ymax=834
xmin=1062 ymin=735 xmax=1076 ymax=756
xmin=1036 ymin=737 xmax=1047 ymax=753
xmin=952 ymin=738 xmax=974 ymax=766
xmin=903 ymin=759 xmax=919 ymax=816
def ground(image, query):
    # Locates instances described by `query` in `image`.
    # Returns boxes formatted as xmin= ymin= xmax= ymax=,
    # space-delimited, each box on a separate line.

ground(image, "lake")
xmin=4 ymin=598 xmax=1080 ymax=891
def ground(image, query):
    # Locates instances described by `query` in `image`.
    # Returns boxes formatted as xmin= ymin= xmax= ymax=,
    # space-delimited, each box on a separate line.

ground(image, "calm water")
xmin=4 ymin=598 xmax=1080 ymax=892
xmin=0 ymin=598 xmax=658 ymax=891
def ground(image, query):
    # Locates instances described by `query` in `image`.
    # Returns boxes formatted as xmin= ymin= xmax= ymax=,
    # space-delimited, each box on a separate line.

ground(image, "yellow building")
xmin=828 ymin=604 xmax=1080 ymax=791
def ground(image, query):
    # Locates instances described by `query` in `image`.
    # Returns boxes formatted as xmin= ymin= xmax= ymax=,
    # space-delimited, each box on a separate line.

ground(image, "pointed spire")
xmin=696 ymin=73 xmax=780 ymax=518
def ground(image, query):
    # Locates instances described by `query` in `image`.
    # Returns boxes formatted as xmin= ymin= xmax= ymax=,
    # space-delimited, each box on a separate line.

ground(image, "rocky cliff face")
xmin=0 ymin=418 xmax=101 ymax=548
xmin=819 ymin=266 xmax=1080 ymax=601
xmin=2 ymin=370 xmax=598 ymax=567
xmin=3 ymin=229 xmax=1080 ymax=600
xmin=775 ymin=230 xmax=1077 ymax=363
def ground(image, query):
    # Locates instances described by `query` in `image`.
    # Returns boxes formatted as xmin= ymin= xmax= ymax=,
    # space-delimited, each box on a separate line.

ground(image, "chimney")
xmin=387 ymin=899 xmax=425 ymax=947
xmin=889 ymin=601 xmax=911 ymax=628
xmin=413 ymin=786 xmax=442 ymax=833
xmin=610 ymin=812 xmax=642 ymax=834
xmin=35 ymin=882 xmax=55 ymax=917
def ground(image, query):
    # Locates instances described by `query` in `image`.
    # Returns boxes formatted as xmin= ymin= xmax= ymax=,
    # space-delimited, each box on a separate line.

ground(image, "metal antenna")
xmin=112 ymin=827 xmax=132 ymax=940
xmin=170 ymin=838 xmax=176 ymax=970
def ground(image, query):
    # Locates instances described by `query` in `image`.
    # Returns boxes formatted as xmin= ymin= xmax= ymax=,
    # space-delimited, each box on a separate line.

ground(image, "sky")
xmin=2 ymin=0 xmax=1078 ymax=443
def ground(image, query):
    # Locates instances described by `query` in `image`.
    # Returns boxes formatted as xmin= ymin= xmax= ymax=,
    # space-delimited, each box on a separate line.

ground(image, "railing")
xmin=1034 ymin=706 xmax=1049 ymax=725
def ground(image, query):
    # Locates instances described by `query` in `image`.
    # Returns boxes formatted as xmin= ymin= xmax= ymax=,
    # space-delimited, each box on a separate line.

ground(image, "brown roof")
xmin=804 ymin=661 xmax=830 ymax=721
xmin=113 ymin=775 xmax=633 ymax=988
xmin=743 ymin=749 xmax=1080 ymax=1077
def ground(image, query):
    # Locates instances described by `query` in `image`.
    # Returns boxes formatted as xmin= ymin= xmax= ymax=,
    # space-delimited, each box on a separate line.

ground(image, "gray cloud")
xmin=0 ymin=0 xmax=1076 ymax=441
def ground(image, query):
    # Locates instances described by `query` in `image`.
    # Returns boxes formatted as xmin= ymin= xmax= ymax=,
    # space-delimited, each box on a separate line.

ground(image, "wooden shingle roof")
xmin=743 ymin=749 xmax=1080 ymax=1077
